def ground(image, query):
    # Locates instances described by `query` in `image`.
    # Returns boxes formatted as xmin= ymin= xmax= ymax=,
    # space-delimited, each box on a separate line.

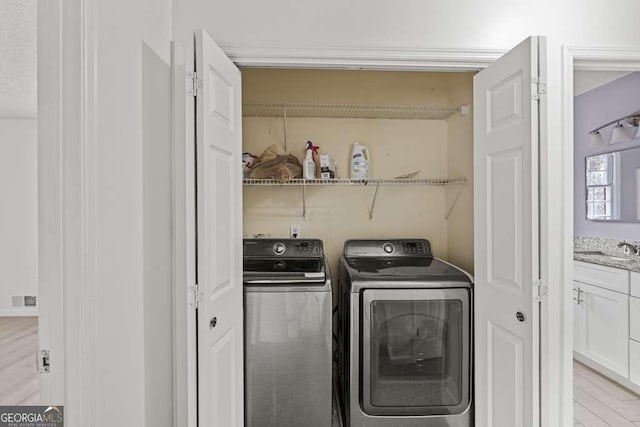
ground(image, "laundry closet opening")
xmin=240 ymin=68 xmax=476 ymax=277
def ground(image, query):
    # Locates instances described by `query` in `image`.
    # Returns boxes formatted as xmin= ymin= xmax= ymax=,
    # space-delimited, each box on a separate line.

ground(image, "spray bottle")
xmin=303 ymin=141 xmax=316 ymax=180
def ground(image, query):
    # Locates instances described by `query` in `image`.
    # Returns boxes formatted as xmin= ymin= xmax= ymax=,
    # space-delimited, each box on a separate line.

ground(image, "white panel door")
xmin=195 ymin=29 xmax=244 ymax=427
xmin=578 ymin=283 xmax=629 ymax=377
xmin=474 ymin=37 xmax=544 ymax=427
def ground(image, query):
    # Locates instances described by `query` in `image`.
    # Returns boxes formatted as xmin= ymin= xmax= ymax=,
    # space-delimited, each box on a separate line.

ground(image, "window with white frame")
xmin=586 ymin=153 xmax=616 ymax=220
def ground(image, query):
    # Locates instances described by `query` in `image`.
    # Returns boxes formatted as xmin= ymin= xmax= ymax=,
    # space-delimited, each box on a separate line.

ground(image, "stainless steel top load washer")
xmin=243 ymin=238 xmax=332 ymax=427
xmin=337 ymin=239 xmax=473 ymax=427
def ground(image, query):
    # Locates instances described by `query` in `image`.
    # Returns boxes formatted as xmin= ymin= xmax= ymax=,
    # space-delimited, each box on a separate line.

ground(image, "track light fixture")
xmin=610 ymin=122 xmax=630 ymax=144
xmin=588 ymin=130 xmax=605 ymax=148
xmin=588 ymin=112 xmax=640 ymax=145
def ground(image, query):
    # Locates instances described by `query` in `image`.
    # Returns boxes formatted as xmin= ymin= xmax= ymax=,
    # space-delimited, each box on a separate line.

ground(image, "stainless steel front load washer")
xmin=243 ymin=238 xmax=332 ymax=427
xmin=337 ymin=239 xmax=473 ymax=427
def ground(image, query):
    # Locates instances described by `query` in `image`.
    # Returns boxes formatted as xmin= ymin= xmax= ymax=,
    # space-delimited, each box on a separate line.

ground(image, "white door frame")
xmin=171 ymin=41 xmax=199 ymax=427
xmin=38 ymin=0 xmax=98 ymax=424
xmin=559 ymin=45 xmax=640 ymax=426
xmin=37 ymin=18 xmax=564 ymax=422
xmin=173 ymin=41 xmax=562 ymax=427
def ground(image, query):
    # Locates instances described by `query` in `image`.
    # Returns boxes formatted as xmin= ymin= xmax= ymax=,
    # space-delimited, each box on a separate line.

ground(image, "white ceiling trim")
xmin=571 ymin=46 xmax=640 ymax=71
xmin=219 ymin=44 xmax=505 ymax=71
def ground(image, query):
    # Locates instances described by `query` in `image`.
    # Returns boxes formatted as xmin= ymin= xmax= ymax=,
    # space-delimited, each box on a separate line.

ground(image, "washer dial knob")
xmin=273 ymin=242 xmax=286 ymax=255
xmin=383 ymin=243 xmax=395 ymax=254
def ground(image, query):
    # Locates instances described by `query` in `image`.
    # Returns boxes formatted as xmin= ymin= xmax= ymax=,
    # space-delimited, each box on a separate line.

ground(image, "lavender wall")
xmin=574 ymin=71 xmax=640 ymax=240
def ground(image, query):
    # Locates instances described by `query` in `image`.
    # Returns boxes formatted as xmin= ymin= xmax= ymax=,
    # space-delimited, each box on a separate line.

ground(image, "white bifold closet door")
xmin=474 ymin=36 xmax=545 ymax=427
xmin=195 ymin=28 xmax=244 ymax=427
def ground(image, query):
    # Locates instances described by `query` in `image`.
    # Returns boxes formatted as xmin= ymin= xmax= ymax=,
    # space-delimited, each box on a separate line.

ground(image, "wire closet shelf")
xmin=243 ymin=177 xmax=468 ymax=186
xmin=242 ymin=103 xmax=462 ymax=120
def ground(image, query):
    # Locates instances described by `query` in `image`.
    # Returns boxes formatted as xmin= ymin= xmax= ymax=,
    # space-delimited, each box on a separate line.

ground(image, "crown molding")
xmin=218 ymin=44 xmax=505 ymax=71
xmin=569 ymin=46 xmax=640 ymax=71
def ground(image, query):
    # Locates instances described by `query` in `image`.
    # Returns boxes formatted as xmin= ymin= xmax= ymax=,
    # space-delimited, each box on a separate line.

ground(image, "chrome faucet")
xmin=617 ymin=241 xmax=640 ymax=256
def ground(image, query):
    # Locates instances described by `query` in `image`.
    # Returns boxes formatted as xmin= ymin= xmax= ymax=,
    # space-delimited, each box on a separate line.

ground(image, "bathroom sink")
xmin=574 ymin=251 xmax=605 ymax=256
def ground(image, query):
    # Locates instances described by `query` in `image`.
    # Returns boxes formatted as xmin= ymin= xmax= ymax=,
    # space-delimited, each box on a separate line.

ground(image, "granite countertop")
xmin=573 ymin=251 xmax=640 ymax=273
xmin=573 ymin=236 xmax=640 ymax=273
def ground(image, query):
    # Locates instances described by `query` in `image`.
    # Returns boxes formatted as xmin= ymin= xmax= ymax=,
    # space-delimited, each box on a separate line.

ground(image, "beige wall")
xmin=446 ymin=74 xmax=475 ymax=274
xmin=242 ymin=69 xmax=474 ymax=277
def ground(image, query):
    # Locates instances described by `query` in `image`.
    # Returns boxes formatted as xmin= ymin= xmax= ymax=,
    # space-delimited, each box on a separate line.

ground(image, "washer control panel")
xmin=344 ymin=239 xmax=432 ymax=257
xmin=244 ymin=239 xmax=324 ymax=258
xmin=401 ymin=241 xmax=425 ymax=255
xmin=291 ymin=240 xmax=321 ymax=255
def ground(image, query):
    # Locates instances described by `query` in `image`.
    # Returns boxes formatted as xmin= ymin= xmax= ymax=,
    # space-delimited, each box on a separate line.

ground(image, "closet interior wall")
xmin=445 ymin=73 xmax=474 ymax=273
xmin=241 ymin=68 xmax=475 ymax=276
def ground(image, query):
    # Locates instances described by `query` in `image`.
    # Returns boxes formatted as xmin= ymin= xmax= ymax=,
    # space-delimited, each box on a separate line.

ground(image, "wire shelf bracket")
xmin=369 ymin=183 xmax=381 ymax=220
xmin=444 ymin=180 xmax=468 ymax=220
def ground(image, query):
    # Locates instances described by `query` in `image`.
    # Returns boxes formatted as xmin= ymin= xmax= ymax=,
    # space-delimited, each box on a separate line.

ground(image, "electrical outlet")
xmin=290 ymin=224 xmax=301 ymax=239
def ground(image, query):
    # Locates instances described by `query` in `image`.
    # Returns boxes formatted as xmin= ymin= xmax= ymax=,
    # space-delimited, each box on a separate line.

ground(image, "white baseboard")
xmin=0 ymin=308 xmax=39 ymax=317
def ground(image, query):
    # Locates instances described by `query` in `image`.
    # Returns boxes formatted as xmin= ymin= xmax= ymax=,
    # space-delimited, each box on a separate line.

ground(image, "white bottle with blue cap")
xmin=350 ymin=142 xmax=370 ymax=179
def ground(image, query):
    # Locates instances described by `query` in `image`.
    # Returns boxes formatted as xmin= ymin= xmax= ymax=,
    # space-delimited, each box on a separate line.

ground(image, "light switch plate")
xmin=290 ymin=224 xmax=301 ymax=239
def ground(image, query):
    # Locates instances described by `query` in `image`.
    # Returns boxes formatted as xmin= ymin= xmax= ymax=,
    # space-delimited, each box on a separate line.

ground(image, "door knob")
xmin=209 ymin=317 xmax=217 ymax=329
xmin=516 ymin=312 xmax=525 ymax=322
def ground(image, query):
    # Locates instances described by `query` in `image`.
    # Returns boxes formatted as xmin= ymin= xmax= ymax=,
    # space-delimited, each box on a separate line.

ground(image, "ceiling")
xmin=0 ymin=0 xmax=36 ymax=118
xmin=0 ymin=2 xmax=633 ymax=119
xmin=574 ymin=71 xmax=633 ymax=97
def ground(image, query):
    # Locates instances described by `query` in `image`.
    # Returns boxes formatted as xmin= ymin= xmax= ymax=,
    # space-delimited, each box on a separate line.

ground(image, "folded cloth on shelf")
xmin=247 ymin=144 xmax=303 ymax=181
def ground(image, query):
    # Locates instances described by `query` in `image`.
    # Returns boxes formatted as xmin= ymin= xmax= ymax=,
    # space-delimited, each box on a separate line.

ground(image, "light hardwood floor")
xmin=0 ymin=316 xmax=39 ymax=405
xmin=574 ymin=360 xmax=640 ymax=426
xmin=4 ymin=317 xmax=640 ymax=423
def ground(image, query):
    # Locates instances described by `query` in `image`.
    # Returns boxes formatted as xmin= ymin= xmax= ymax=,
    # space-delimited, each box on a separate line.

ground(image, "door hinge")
xmin=534 ymin=279 xmax=548 ymax=302
xmin=186 ymin=72 xmax=201 ymax=97
xmin=189 ymin=283 xmax=202 ymax=309
xmin=36 ymin=350 xmax=50 ymax=373
xmin=531 ymin=76 xmax=547 ymax=101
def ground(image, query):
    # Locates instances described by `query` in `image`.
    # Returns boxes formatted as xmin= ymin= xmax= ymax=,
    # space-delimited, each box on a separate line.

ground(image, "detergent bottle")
xmin=350 ymin=143 xmax=370 ymax=179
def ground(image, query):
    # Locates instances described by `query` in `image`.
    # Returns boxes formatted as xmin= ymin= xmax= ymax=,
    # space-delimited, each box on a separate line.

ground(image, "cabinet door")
xmin=631 ymin=297 xmax=640 ymax=342
xmin=579 ymin=283 xmax=629 ymax=377
xmin=630 ymin=340 xmax=640 ymax=385
xmin=573 ymin=261 xmax=630 ymax=294
xmin=632 ymin=272 xmax=640 ymax=298
xmin=573 ymin=283 xmax=582 ymax=353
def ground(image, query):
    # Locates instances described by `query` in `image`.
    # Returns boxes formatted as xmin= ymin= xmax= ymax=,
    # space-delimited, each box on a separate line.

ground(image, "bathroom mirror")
xmin=585 ymin=146 xmax=640 ymax=221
